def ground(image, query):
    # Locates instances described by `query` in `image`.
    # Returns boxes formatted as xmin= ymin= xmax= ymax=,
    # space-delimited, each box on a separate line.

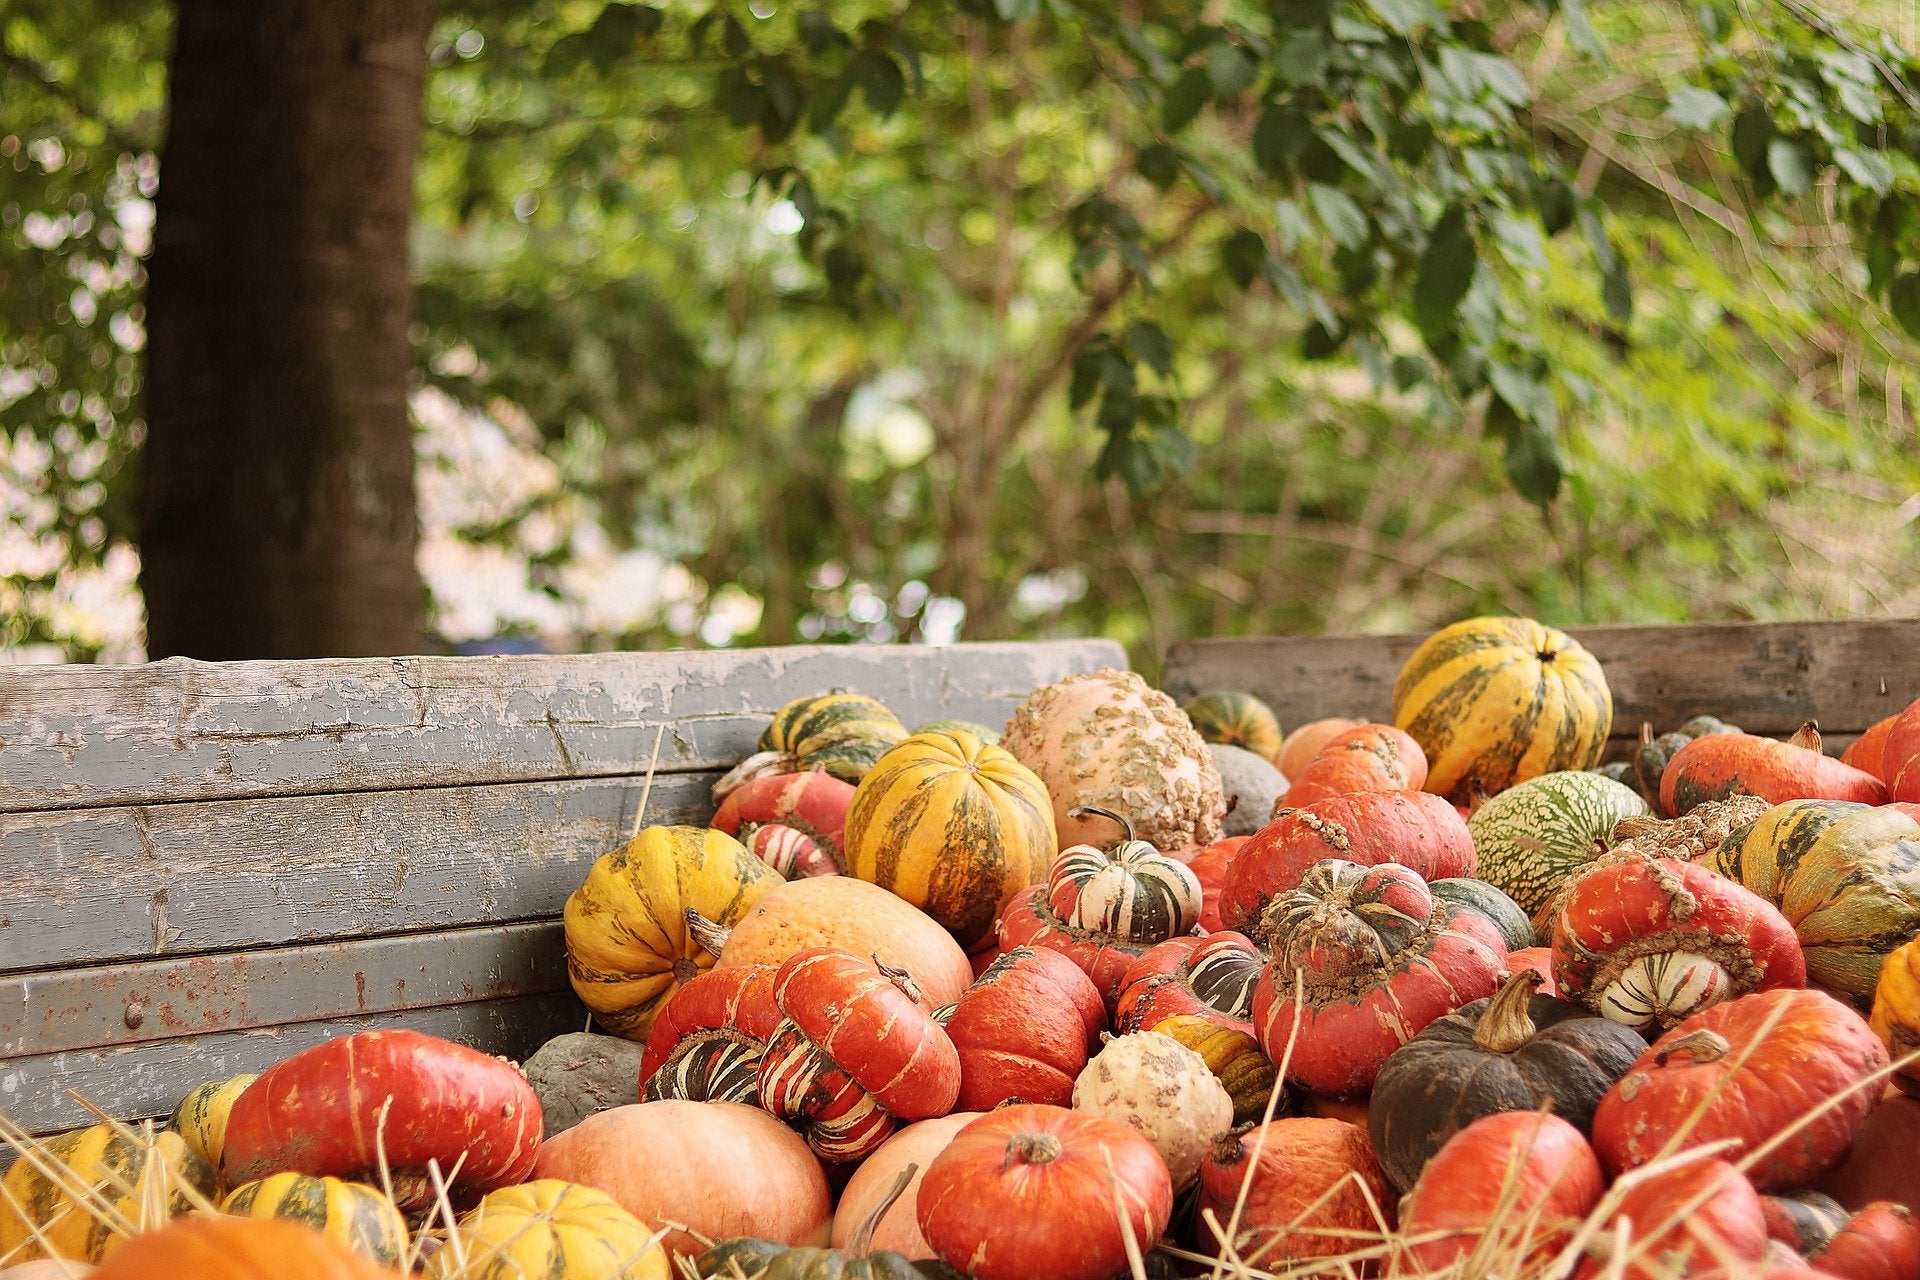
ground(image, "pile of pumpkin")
xmin=12 ymin=615 xmax=1920 ymax=1280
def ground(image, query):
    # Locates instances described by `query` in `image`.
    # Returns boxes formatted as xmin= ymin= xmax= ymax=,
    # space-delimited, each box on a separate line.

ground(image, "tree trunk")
xmin=140 ymin=0 xmax=433 ymax=659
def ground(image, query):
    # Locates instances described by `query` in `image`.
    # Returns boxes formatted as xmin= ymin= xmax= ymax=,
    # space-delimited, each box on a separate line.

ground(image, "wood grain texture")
xmin=0 ymin=771 xmax=715 ymax=974
xmin=0 ymin=920 xmax=568 ymax=1059
xmin=0 ymin=640 xmax=1126 ymax=813
xmin=1162 ymin=619 xmax=1920 ymax=747
xmin=0 ymin=993 xmax=586 ymax=1138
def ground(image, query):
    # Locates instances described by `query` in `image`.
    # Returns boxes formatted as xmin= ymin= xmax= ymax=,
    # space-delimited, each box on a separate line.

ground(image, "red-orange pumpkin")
xmin=1279 ymin=718 xmax=1366 ymax=782
xmin=638 ymin=963 xmax=781 ymax=1104
xmin=1197 ymin=1118 xmax=1391 ymax=1265
xmin=1113 ymin=933 xmax=1263 ymax=1035
xmin=1279 ymin=723 xmax=1427 ymax=809
xmin=1661 ymin=723 xmax=1886 ymax=817
xmin=1507 ymin=946 xmax=1557 ymax=995
xmin=709 ymin=770 xmax=856 ymax=878
xmin=1399 ymin=1111 xmax=1605 ymax=1272
xmin=1592 ymin=988 xmax=1889 ymax=1191
xmin=1890 ymin=699 xmax=1920 ymax=803
xmin=996 ymin=886 xmax=1154 ymax=1010
xmin=1574 ymin=1157 xmax=1769 ymax=1280
xmin=938 ymin=947 xmax=1103 ymax=1111
xmin=1186 ymin=836 xmax=1247 ymax=935
xmin=915 ymin=1105 xmax=1173 ymax=1280
xmin=1812 ymin=1202 xmax=1920 ymax=1280
xmin=1220 ymin=790 xmax=1478 ymax=940
xmin=87 ymin=1215 xmax=403 ymax=1280
xmin=1844 ymin=715 xmax=1900 ymax=783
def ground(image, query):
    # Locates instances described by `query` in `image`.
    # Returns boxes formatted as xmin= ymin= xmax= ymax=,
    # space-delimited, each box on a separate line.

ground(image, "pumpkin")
xmin=1549 ymin=853 xmax=1805 ymax=1031
xmin=1815 ymin=1092 xmax=1920 ymax=1213
xmin=1044 ymin=806 xmax=1201 ymax=944
xmin=832 ymin=1114 xmax=983 ymax=1260
xmin=914 ymin=1105 xmax=1173 ymax=1280
xmin=1148 ymin=1015 xmax=1283 ymax=1126
xmin=564 ymin=825 xmax=780 ymax=1039
xmin=1711 ymin=799 xmax=1920 ymax=1003
xmin=1186 ymin=836 xmax=1247 ymax=934
xmin=698 ymin=1165 xmax=934 ymax=1280
xmin=1466 ymin=770 xmax=1649 ymax=920
xmin=1398 ymin=1111 xmax=1605 ymax=1272
xmin=712 ymin=693 xmax=908 ymax=802
xmin=912 ymin=719 xmax=999 ymax=744
xmin=1000 ymin=667 xmax=1226 ymax=853
xmin=85 ymin=1216 xmax=403 ymax=1280
xmin=1196 ymin=1118 xmax=1391 ymax=1265
xmin=757 ymin=948 xmax=961 ymax=1162
xmin=0 ymin=1126 xmax=214 ymax=1265
xmin=1368 ymin=970 xmax=1646 ymax=1192
xmin=1875 ymin=698 xmax=1920 ymax=803
xmin=1593 ymin=760 xmax=1637 ymax=786
xmin=1251 ymin=859 xmax=1508 ymax=1095
xmin=1071 ymin=1031 xmax=1234 ymax=1190
xmin=1762 ymin=1191 xmax=1851 ymax=1252
xmin=1113 ymin=932 xmax=1263 ymax=1034
xmin=937 ymin=947 xmax=1103 ymax=1111
xmin=995 ymin=886 xmax=1155 ymax=1011
xmin=1209 ymin=745 xmax=1288 ymax=838
xmin=1184 ymin=691 xmax=1284 ymax=761
xmin=220 ymin=1176 xmax=407 ymax=1269
xmin=700 ymin=873 xmax=972 ymax=1013
xmin=1506 ymin=945 xmax=1557 ymax=993
xmin=532 ymin=1100 xmax=829 ymax=1262
xmin=1219 ymin=789 xmax=1478 ymax=941
xmin=1278 ymin=723 xmax=1428 ymax=810
xmin=709 ymin=770 xmax=856 ymax=879
xmin=1592 ymin=987 xmax=1889 ymax=1191
xmin=1574 ymin=1157 xmax=1768 ymax=1280
xmin=433 ymin=1179 xmax=670 ymax=1280
xmin=638 ymin=964 xmax=780 ymax=1105
xmin=1812 ymin=1202 xmax=1920 ymax=1280
xmin=844 ymin=730 xmax=1056 ymax=950
xmin=1635 ymin=715 xmax=1743 ymax=807
xmin=1845 ymin=713 xmax=1900 ymax=783
xmin=220 ymin=1030 xmax=541 ymax=1211
xmin=1872 ymin=934 xmax=1920 ymax=1094
xmin=1279 ymin=718 xmax=1366 ymax=780
xmin=1661 ymin=721 xmax=1888 ymax=816
xmin=1430 ymin=877 xmax=1536 ymax=950
xmin=167 ymin=1074 xmax=257 ymax=1171
xmin=523 ymin=1033 xmax=645 ymax=1137
xmin=1391 ymin=616 xmax=1613 ymax=805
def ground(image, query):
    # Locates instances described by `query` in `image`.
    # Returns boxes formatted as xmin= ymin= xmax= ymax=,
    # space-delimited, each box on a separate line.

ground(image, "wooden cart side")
xmin=0 ymin=639 xmax=1124 ymax=1137
xmin=1162 ymin=618 xmax=1920 ymax=754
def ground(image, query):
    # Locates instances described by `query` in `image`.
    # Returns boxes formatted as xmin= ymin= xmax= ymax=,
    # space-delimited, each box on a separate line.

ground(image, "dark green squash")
xmin=1366 ymin=970 xmax=1647 ymax=1192
xmin=1592 ymin=761 xmax=1635 ymax=786
xmin=1430 ymin=877 xmax=1536 ymax=950
xmin=1761 ymin=1190 xmax=1850 ymax=1253
xmin=1633 ymin=716 xmax=1742 ymax=808
xmin=696 ymin=1165 xmax=936 ymax=1280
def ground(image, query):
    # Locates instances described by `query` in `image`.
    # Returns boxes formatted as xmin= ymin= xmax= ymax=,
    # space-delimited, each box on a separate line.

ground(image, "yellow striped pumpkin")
xmin=845 ymin=731 xmax=1057 ymax=950
xmin=1184 ymin=691 xmax=1284 ymax=762
xmin=0 ymin=1125 xmax=215 ymax=1264
xmin=432 ymin=1179 xmax=671 ymax=1280
xmin=1391 ymin=616 xmax=1612 ymax=804
xmin=1150 ymin=1015 xmax=1282 ymax=1126
xmin=167 ymin=1073 xmax=257 ymax=1170
xmin=564 ymin=826 xmax=781 ymax=1040
xmin=761 ymin=693 xmax=906 ymax=782
xmin=220 ymin=1173 xmax=408 ymax=1267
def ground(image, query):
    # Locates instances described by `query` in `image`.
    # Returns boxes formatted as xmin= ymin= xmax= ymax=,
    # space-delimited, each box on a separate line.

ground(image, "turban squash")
xmin=1278 ymin=723 xmax=1426 ymax=809
xmin=709 ymin=770 xmax=855 ymax=879
xmin=996 ymin=886 xmax=1155 ymax=1011
xmin=712 ymin=693 xmax=907 ymax=802
xmin=936 ymin=946 xmax=1103 ymax=1111
xmin=1184 ymin=690 xmax=1284 ymax=761
xmin=1114 ymin=932 xmax=1263 ymax=1034
xmin=168 ymin=1072 xmax=257 ymax=1170
xmin=639 ymin=963 xmax=781 ymax=1105
xmin=1661 ymin=723 xmax=1886 ymax=816
xmin=1390 ymin=615 xmax=1613 ymax=805
xmin=1044 ymin=807 xmax=1201 ymax=944
xmin=1149 ymin=1015 xmax=1282 ymax=1126
xmin=1633 ymin=714 xmax=1742 ymax=806
xmin=844 ymin=730 xmax=1056 ymax=950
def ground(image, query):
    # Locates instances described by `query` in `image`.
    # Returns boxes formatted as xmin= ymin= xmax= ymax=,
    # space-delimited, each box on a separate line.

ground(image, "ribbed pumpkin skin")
xmin=1871 ymin=935 xmax=1920 ymax=1094
xmin=1113 ymin=933 xmax=1264 ymax=1035
xmin=995 ymin=888 xmax=1152 ymax=1011
xmin=1187 ymin=836 xmax=1248 ymax=934
xmin=222 ymin=1175 xmax=409 ymax=1268
xmin=1045 ymin=835 xmax=1201 ymax=944
xmin=1709 ymin=800 xmax=1920 ymax=1003
xmin=0 ymin=1127 xmax=215 ymax=1265
xmin=639 ymin=964 xmax=782 ymax=1087
xmin=1184 ymin=691 xmax=1284 ymax=761
xmin=1399 ymin=1112 xmax=1606 ymax=1273
xmin=709 ymin=771 xmax=857 ymax=879
xmin=1845 ymin=713 xmax=1900 ymax=782
xmin=1150 ymin=1015 xmax=1282 ymax=1126
xmin=434 ymin=1180 xmax=671 ymax=1280
xmin=1814 ymin=1202 xmax=1920 ymax=1280
xmin=845 ymin=731 xmax=1056 ymax=950
xmin=1429 ymin=878 xmax=1536 ymax=950
xmin=168 ymin=1073 xmax=258 ymax=1170
xmin=940 ymin=947 xmax=1103 ymax=1111
xmin=1197 ymin=1119 xmax=1391 ymax=1263
xmin=1467 ymin=771 xmax=1648 ymax=921
xmin=1662 ymin=728 xmax=1887 ymax=817
xmin=1574 ymin=1158 xmax=1767 ymax=1280
xmin=565 ymin=825 xmax=781 ymax=1039
xmin=86 ymin=1215 xmax=405 ymax=1280
xmin=1279 ymin=724 xmax=1427 ymax=810
xmin=1391 ymin=616 xmax=1613 ymax=805
xmin=762 ymin=694 xmax=907 ymax=782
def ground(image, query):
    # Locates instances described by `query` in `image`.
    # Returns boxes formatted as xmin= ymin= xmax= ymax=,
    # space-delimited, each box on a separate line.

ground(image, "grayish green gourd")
xmin=1466 ymin=770 xmax=1650 ymax=922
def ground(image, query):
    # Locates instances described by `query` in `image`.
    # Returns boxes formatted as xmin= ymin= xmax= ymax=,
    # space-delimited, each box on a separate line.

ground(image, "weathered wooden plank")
xmin=1162 ymin=620 xmax=1920 ymax=745
xmin=0 ymin=920 xmax=569 ymax=1059
xmin=0 ymin=993 xmax=587 ymax=1138
xmin=0 ymin=640 xmax=1125 ymax=813
xmin=0 ymin=771 xmax=716 ymax=975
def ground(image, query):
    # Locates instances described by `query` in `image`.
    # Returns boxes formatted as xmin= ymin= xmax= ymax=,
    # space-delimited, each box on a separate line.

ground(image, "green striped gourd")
xmin=1183 ymin=691 xmax=1284 ymax=762
xmin=1430 ymin=877 xmax=1536 ymax=950
xmin=714 ymin=692 xmax=908 ymax=802
xmin=913 ymin=718 xmax=1000 ymax=745
xmin=221 ymin=1172 xmax=410 ymax=1267
xmin=168 ymin=1071 xmax=257 ymax=1169
xmin=1466 ymin=770 xmax=1649 ymax=924
xmin=0 ymin=1124 xmax=216 ymax=1264
xmin=1632 ymin=715 xmax=1741 ymax=808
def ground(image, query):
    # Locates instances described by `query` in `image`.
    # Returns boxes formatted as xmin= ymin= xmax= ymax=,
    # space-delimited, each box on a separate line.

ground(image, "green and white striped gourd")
xmin=1466 ymin=770 xmax=1649 ymax=923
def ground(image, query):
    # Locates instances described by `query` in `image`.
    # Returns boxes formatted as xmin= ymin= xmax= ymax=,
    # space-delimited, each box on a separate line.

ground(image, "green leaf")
xmin=798 ymin=12 xmax=843 ymax=54
xmin=1767 ymin=138 xmax=1813 ymax=197
xmin=1070 ymin=337 xmax=1112 ymax=410
xmin=1560 ymin=0 xmax=1605 ymax=59
xmin=1206 ymin=44 xmax=1257 ymax=98
xmin=1890 ymin=271 xmax=1920 ymax=340
xmin=1221 ymin=228 xmax=1269 ymax=289
xmin=1535 ymin=177 xmax=1577 ymax=235
xmin=1179 ymin=154 xmax=1225 ymax=202
xmin=1731 ymin=104 xmax=1775 ymax=187
xmin=1602 ymin=260 xmax=1633 ymax=323
xmin=1331 ymin=14 xmax=1386 ymax=43
xmin=1274 ymin=30 xmax=1331 ymax=85
xmin=1308 ymin=184 xmax=1369 ymax=249
xmin=1577 ymin=206 xmax=1616 ymax=274
xmin=1491 ymin=211 xmax=1547 ymax=271
xmin=1836 ymin=148 xmax=1895 ymax=196
xmin=855 ymin=51 xmax=906 ymax=117
xmin=1163 ymin=67 xmax=1210 ymax=132
xmin=713 ymin=67 xmax=765 ymax=127
xmin=1299 ymin=318 xmax=1346 ymax=360
xmin=1413 ymin=203 xmax=1476 ymax=341
xmin=1136 ymin=144 xmax=1182 ymax=189
xmin=722 ymin=14 xmax=751 ymax=58
xmin=1369 ymin=0 xmax=1436 ymax=35
xmin=1503 ymin=421 xmax=1564 ymax=508
xmin=1488 ymin=362 xmax=1556 ymax=428
xmin=1473 ymin=54 xmax=1531 ymax=107
xmin=1665 ymin=85 xmax=1730 ymax=131
xmin=1253 ymin=105 xmax=1304 ymax=176
xmin=995 ymin=0 xmax=1041 ymax=20
xmin=1123 ymin=321 xmax=1174 ymax=377
xmin=809 ymin=71 xmax=854 ymax=132
xmin=1391 ymin=354 xmax=1431 ymax=390
xmin=1273 ymin=198 xmax=1314 ymax=252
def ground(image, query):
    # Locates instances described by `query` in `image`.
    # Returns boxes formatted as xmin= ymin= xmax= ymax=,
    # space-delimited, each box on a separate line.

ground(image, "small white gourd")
xmin=1071 ymin=1030 xmax=1234 ymax=1190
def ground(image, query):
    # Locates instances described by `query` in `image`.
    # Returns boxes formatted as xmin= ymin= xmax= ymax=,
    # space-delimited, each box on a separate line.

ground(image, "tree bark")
xmin=140 ymin=0 xmax=433 ymax=659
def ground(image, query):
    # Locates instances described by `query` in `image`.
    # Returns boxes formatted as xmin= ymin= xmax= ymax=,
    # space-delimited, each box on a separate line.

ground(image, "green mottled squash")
xmin=168 ymin=1072 xmax=257 ymax=1169
xmin=1466 ymin=771 xmax=1649 ymax=924
xmin=221 ymin=1173 xmax=409 ymax=1267
xmin=1632 ymin=716 xmax=1741 ymax=808
xmin=1183 ymin=691 xmax=1284 ymax=762
xmin=1431 ymin=878 xmax=1537 ymax=951
xmin=1592 ymin=761 xmax=1635 ymax=786
xmin=1709 ymin=799 xmax=1920 ymax=1003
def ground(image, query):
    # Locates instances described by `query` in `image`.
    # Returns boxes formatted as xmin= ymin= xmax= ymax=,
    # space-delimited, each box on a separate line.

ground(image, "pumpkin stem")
xmin=684 ymin=908 xmax=733 ymax=957
xmin=1209 ymin=1125 xmax=1252 ymax=1167
xmin=1002 ymin=1131 xmax=1064 ymax=1169
xmin=1653 ymin=1028 xmax=1732 ymax=1066
xmin=1472 ymin=970 xmax=1545 ymax=1054
xmin=1789 ymin=721 xmax=1823 ymax=752
xmin=1068 ymin=805 xmax=1137 ymax=845
xmin=874 ymin=957 xmax=925 ymax=1006
xmin=847 ymin=1162 xmax=917 ymax=1258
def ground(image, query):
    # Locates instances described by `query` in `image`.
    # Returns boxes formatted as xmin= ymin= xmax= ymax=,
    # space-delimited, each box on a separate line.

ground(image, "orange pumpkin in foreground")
xmin=87 ymin=1216 xmax=401 ymax=1280
xmin=1197 ymin=1117 xmax=1391 ymax=1265
xmin=831 ymin=1112 xmax=984 ymax=1259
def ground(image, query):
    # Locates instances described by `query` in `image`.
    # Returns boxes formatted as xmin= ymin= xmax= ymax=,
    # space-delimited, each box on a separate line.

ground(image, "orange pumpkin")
xmin=1815 ymin=1091 xmax=1920 ymax=1212
xmin=1197 ymin=1118 xmax=1391 ymax=1264
xmin=1399 ymin=1111 xmax=1605 ymax=1272
xmin=1844 ymin=714 xmax=1900 ymax=783
xmin=1187 ymin=836 xmax=1248 ymax=934
xmin=1574 ymin=1158 xmax=1768 ymax=1280
xmin=1278 ymin=718 xmax=1365 ymax=782
xmin=1813 ymin=1202 xmax=1920 ymax=1280
xmin=87 ymin=1216 xmax=402 ymax=1280
xmin=1886 ymin=698 xmax=1920 ymax=802
xmin=830 ymin=1112 xmax=984 ymax=1259
xmin=1278 ymin=723 xmax=1427 ymax=809
xmin=1660 ymin=723 xmax=1886 ymax=816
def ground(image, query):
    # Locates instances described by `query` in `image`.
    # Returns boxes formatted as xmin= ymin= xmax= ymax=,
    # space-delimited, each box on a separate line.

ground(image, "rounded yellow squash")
xmin=564 ymin=825 xmax=781 ymax=1040
xmin=0 ymin=1125 xmax=215 ymax=1264
xmin=1391 ymin=616 xmax=1612 ymax=804
xmin=432 ymin=1179 xmax=670 ymax=1280
xmin=220 ymin=1173 xmax=408 ymax=1267
xmin=845 ymin=730 xmax=1057 ymax=950
xmin=166 ymin=1073 xmax=257 ymax=1170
